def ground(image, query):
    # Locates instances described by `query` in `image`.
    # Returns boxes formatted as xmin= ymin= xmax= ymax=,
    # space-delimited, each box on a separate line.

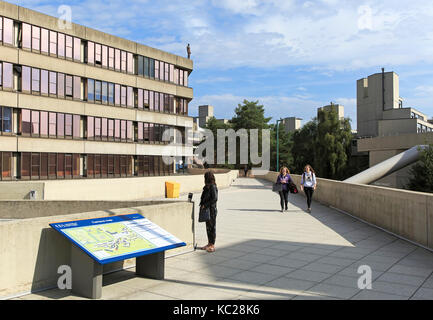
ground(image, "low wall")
xmin=257 ymin=172 xmax=433 ymax=250
xmin=0 ymin=170 xmax=239 ymax=201
xmin=0 ymin=201 xmax=194 ymax=298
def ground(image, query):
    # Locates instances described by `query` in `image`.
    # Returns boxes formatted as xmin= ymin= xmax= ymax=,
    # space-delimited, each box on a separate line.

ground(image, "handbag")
xmin=288 ymin=181 xmax=298 ymax=194
xmin=198 ymin=206 xmax=210 ymax=222
xmin=272 ymin=183 xmax=283 ymax=192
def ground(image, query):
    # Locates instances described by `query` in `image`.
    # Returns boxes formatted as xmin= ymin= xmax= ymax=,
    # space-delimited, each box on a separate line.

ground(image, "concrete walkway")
xmin=14 ymin=178 xmax=433 ymax=300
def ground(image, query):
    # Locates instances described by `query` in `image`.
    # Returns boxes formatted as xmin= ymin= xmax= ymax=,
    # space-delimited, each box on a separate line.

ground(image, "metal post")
xmin=276 ymin=119 xmax=282 ymax=172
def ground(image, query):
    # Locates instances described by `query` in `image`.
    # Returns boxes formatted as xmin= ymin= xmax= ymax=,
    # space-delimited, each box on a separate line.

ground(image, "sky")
xmin=9 ymin=0 xmax=433 ymax=130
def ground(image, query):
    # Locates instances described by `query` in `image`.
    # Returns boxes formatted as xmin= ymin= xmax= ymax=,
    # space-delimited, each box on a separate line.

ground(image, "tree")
xmin=270 ymin=123 xmax=294 ymax=172
xmin=314 ymin=109 xmax=353 ymax=179
xmin=407 ymin=144 xmax=433 ymax=193
xmin=204 ymin=116 xmax=232 ymax=168
xmin=291 ymin=120 xmax=317 ymax=174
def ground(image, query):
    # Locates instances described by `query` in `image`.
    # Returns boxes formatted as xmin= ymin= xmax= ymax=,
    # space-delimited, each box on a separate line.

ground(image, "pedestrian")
xmin=276 ymin=166 xmax=293 ymax=212
xmin=199 ymin=171 xmax=218 ymax=252
xmin=300 ymin=164 xmax=317 ymax=212
xmin=244 ymin=165 xmax=248 ymax=177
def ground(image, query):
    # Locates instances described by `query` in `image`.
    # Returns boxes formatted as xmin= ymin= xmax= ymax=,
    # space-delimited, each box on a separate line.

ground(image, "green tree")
xmin=291 ymin=120 xmax=318 ymax=174
xmin=407 ymin=144 xmax=433 ymax=193
xmin=315 ymin=109 xmax=353 ymax=179
xmin=270 ymin=123 xmax=294 ymax=172
xmin=204 ymin=116 xmax=232 ymax=168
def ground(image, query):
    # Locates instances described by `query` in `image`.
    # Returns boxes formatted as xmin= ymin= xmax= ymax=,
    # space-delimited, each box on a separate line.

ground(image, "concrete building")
xmin=355 ymin=69 xmax=433 ymax=188
xmin=317 ymin=103 xmax=344 ymax=120
xmin=357 ymin=69 xmax=433 ymax=138
xmin=281 ymin=117 xmax=302 ymax=133
xmin=194 ymin=104 xmax=229 ymax=128
xmin=0 ymin=1 xmax=193 ymax=182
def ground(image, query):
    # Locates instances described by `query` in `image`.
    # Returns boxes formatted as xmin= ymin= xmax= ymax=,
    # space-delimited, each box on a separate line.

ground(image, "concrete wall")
xmin=0 ymin=201 xmax=194 ymax=298
xmin=257 ymin=172 xmax=433 ymax=251
xmin=0 ymin=170 xmax=239 ymax=200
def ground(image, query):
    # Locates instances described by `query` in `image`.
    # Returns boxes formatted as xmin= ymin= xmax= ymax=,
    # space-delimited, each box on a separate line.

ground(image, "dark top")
xmin=199 ymin=184 xmax=218 ymax=214
xmin=276 ymin=173 xmax=293 ymax=192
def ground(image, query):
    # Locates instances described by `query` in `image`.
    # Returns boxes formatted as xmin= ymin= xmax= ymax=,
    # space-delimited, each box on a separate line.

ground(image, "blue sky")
xmin=10 ymin=0 xmax=433 ymax=130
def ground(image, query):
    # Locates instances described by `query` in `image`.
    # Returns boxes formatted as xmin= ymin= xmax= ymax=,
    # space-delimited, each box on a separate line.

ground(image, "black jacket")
xmin=199 ymin=184 xmax=218 ymax=213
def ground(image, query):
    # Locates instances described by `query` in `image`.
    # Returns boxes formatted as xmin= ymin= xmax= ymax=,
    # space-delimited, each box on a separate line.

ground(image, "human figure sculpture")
xmin=187 ymin=43 xmax=191 ymax=59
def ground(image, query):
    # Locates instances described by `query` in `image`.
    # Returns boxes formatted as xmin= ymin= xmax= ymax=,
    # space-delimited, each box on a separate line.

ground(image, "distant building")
xmin=281 ymin=117 xmax=302 ymax=133
xmin=357 ymin=69 xmax=433 ymax=138
xmin=194 ymin=105 xmax=229 ymax=128
xmin=317 ymin=103 xmax=344 ymax=120
xmin=355 ymin=69 xmax=433 ymax=189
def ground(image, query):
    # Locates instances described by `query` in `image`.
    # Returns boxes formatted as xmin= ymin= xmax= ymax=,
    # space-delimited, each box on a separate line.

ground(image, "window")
xmin=160 ymin=62 xmax=164 ymax=80
xmin=18 ymin=110 xmax=28 ymax=137
xmin=94 ymin=154 xmax=101 ymax=176
xmin=41 ymin=70 xmax=49 ymax=95
xmin=65 ymin=75 xmax=73 ymax=97
xmin=101 ymin=155 xmax=108 ymax=177
xmin=57 ymin=153 xmax=65 ymax=178
xmin=115 ymin=119 xmax=120 ymax=141
xmin=2 ymin=152 xmax=12 ymax=180
xmin=184 ymin=70 xmax=188 ymax=87
xmin=144 ymin=90 xmax=149 ymax=109
xmin=65 ymin=35 xmax=73 ymax=59
xmin=31 ymin=110 xmax=40 ymax=136
xmin=127 ymin=121 xmax=133 ymax=142
xmin=65 ymin=154 xmax=73 ymax=178
xmin=40 ymin=111 xmax=48 ymax=137
xmin=31 ymin=68 xmax=40 ymax=93
xmin=155 ymin=92 xmax=159 ymax=112
xmin=102 ymin=82 xmax=108 ymax=104
xmin=127 ymin=87 xmax=134 ymax=108
xmin=127 ymin=52 xmax=134 ymax=74
xmin=115 ymin=49 xmax=121 ymax=71
xmin=21 ymin=153 xmax=31 ymax=179
xmin=49 ymin=31 xmax=57 ymax=55
xmin=32 ymin=153 xmax=40 ymax=178
xmin=73 ymin=154 xmax=80 ymax=177
xmin=121 ymin=51 xmax=127 ymax=72
xmin=95 ymin=80 xmax=101 ymax=101
xmin=49 ymin=112 xmax=56 ymax=137
xmin=149 ymin=90 xmax=154 ymax=111
xmin=2 ymin=107 xmax=12 ymax=133
xmin=174 ymin=68 xmax=179 ymax=84
xmin=108 ymin=47 xmax=115 ymax=69
xmin=48 ymin=153 xmax=56 ymax=178
xmin=58 ymin=33 xmax=65 ymax=58
xmin=165 ymin=63 xmax=169 ymax=81
xmin=2 ymin=62 xmax=13 ymax=90
xmin=108 ymin=83 xmax=114 ymax=105
xmin=87 ymin=79 xmax=94 ymax=102
xmin=115 ymin=84 xmax=120 ymax=106
xmin=149 ymin=59 xmax=155 ymax=78
xmin=138 ymin=122 xmax=143 ymax=141
xmin=22 ymin=23 xmax=31 ymax=49
xmin=101 ymin=118 xmax=107 ymax=139
xmin=155 ymin=60 xmax=159 ymax=80
xmin=180 ymin=69 xmax=184 ymax=86
xmin=95 ymin=117 xmax=101 ymax=139
xmin=108 ymin=155 xmax=114 ymax=177
xmin=144 ymin=57 xmax=149 ymax=77
xmin=73 ymin=76 xmax=81 ymax=100
xmin=57 ymin=113 xmax=65 ymax=137
xmin=108 ymin=119 xmax=114 ymax=140
xmin=87 ymin=116 xmax=94 ymax=139
xmin=121 ymin=86 xmax=126 ymax=106
xmin=41 ymin=28 xmax=49 ymax=54
xmin=170 ymin=64 xmax=174 ymax=83
xmin=32 ymin=26 xmax=40 ymax=51
xmin=57 ymin=73 xmax=65 ymax=98
xmin=73 ymin=116 xmax=81 ymax=138
xmin=49 ymin=72 xmax=57 ymax=95
xmin=65 ymin=114 xmax=72 ymax=137
xmin=0 ymin=17 xmax=2 ymax=43
xmin=87 ymin=41 xmax=95 ymax=64
xmin=144 ymin=123 xmax=149 ymax=142
xmin=102 ymin=45 xmax=108 ymax=68
xmin=3 ymin=18 xmax=13 ymax=46
xmin=137 ymin=56 xmax=144 ymax=76
xmin=121 ymin=120 xmax=126 ymax=141
xmin=87 ymin=154 xmax=94 ymax=177
xmin=95 ymin=43 xmax=101 ymax=65
xmin=22 ymin=66 xmax=31 ymax=93
xmin=73 ymin=37 xmax=81 ymax=61
xmin=137 ymin=89 xmax=143 ymax=109
xmin=160 ymin=92 xmax=164 ymax=112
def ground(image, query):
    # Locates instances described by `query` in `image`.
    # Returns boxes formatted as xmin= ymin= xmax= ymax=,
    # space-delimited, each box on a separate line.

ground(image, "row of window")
xmin=4 ymin=152 xmax=173 ymax=180
xmin=1 ymin=16 xmax=190 ymax=87
xmin=0 ymin=106 xmax=12 ymax=134
xmin=417 ymin=123 xmax=433 ymax=133
xmin=1 ymin=62 xmax=190 ymax=116
xmin=18 ymin=108 xmax=185 ymax=144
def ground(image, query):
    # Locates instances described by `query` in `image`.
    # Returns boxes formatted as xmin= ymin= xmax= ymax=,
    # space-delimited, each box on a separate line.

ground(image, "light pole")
xmin=276 ymin=118 xmax=283 ymax=172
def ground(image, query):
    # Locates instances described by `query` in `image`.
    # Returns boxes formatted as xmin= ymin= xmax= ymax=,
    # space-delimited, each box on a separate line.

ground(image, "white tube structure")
xmin=344 ymin=145 xmax=427 ymax=185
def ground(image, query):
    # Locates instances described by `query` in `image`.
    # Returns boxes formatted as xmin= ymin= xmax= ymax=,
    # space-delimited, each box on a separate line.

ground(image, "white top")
xmin=301 ymin=172 xmax=316 ymax=188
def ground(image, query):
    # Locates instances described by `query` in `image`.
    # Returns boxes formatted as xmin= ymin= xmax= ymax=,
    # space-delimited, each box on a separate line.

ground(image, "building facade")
xmin=0 ymin=1 xmax=193 ymax=181
xmin=281 ymin=117 xmax=302 ymax=134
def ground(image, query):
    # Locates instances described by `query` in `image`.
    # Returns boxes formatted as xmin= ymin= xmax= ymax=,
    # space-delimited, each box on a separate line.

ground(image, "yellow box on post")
xmin=165 ymin=181 xmax=180 ymax=198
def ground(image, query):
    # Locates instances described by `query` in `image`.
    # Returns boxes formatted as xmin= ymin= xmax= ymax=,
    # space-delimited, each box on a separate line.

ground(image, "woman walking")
xmin=199 ymin=171 xmax=218 ymax=253
xmin=276 ymin=166 xmax=293 ymax=212
xmin=300 ymin=164 xmax=317 ymax=212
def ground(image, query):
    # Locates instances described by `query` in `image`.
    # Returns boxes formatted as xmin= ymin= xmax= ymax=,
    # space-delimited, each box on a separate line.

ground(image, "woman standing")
xmin=300 ymin=164 xmax=317 ymax=212
xmin=276 ymin=166 xmax=293 ymax=212
xmin=199 ymin=171 xmax=218 ymax=253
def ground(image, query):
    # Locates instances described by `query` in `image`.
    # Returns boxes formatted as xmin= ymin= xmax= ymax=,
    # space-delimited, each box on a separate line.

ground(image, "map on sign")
xmin=50 ymin=214 xmax=186 ymax=264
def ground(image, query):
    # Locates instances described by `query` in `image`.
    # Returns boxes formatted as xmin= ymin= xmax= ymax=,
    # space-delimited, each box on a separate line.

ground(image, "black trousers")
xmin=205 ymin=208 xmax=217 ymax=245
xmin=279 ymin=190 xmax=289 ymax=209
xmin=304 ymin=187 xmax=314 ymax=208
